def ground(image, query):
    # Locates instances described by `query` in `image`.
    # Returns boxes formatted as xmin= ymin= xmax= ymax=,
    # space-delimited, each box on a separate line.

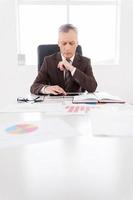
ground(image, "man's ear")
xmin=58 ymin=41 xmax=60 ymax=47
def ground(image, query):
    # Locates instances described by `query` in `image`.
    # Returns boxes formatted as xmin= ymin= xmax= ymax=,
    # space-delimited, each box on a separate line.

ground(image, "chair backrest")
xmin=37 ymin=44 xmax=82 ymax=71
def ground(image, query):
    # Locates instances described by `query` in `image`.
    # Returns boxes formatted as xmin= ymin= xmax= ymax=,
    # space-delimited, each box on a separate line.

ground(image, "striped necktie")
xmin=64 ymin=59 xmax=72 ymax=92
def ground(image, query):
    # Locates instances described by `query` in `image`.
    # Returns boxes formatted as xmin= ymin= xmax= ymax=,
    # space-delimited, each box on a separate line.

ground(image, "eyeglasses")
xmin=17 ymin=96 xmax=43 ymax=103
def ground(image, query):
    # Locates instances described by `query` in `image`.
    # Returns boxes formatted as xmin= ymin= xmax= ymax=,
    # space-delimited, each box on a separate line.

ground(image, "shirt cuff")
xmin=41 ymin=85 xmax=48 ymax=94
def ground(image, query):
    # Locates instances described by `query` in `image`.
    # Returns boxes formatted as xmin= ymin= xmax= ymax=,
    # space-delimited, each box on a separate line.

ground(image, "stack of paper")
xmin=91 ymin=104 xmax=133 ymax=136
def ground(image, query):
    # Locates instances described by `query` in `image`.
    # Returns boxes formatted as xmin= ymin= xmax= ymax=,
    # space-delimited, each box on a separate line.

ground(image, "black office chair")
xmin=37 ymin=44 xmax=82 ymax=71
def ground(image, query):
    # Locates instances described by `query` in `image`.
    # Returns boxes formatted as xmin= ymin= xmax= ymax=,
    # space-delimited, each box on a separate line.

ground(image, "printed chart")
xmin=5 ymin=123 xmax=38 ymax=135
xmin=65 ymin=105 xmax=90 ymax=113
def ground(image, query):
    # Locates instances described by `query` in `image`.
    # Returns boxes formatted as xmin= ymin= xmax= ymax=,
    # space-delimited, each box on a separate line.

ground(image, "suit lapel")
xmin=72 ymin=53 xmax=82 ymax=70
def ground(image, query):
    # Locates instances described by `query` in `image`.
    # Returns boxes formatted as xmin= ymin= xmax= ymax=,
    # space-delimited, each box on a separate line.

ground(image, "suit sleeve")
xmin=73 ymin=58 xmax=97 ymax=92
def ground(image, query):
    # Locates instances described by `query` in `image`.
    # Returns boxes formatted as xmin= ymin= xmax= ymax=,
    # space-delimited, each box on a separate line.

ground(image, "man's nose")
xmin=65 ymin=43 xmax=71 ymax=50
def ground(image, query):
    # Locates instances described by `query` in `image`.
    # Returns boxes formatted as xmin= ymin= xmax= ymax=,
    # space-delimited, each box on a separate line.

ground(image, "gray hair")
xmin=58 ymin=24 xmax=78 ymax=34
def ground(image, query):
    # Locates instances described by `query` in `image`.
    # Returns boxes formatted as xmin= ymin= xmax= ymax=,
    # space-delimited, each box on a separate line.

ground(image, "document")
xmin=0 ymin=115 xmax=80 ymax=148
xmin=91 ymin=104 xmax=133 ymax=136
xmin=73 ymin=92 xmax=125 ymax=104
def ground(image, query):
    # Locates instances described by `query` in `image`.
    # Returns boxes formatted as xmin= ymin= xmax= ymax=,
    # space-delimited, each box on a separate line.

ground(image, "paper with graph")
xmin=0 ymin=113 xmax=81 ymax=148
xmin=91 ymin=104 xmax=133 ymax=136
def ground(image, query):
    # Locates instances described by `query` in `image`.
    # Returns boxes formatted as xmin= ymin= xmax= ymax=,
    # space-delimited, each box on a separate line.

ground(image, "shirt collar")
xmin=61 ymin=54 xmax=75 ymax=63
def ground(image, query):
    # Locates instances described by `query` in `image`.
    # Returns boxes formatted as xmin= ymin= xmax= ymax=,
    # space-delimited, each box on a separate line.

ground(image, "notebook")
xmin=73 ymin=92 xmax=125 ymax=104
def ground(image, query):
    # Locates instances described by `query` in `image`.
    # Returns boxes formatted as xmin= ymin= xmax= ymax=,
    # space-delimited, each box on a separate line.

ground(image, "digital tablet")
xmin=49 ymin=92 xmax=81 ymax=96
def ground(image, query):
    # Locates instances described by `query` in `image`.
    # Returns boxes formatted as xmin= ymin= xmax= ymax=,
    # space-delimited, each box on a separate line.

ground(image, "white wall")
xmin=0 ymin=0 xmax=133 ymax=108
xmin=0 ymin=0 xmax=18 ymax=107
xmin=94 ymin=0 xmax=133 ymax=103
xmin=0 ymin=0 xmax=36 ymax=108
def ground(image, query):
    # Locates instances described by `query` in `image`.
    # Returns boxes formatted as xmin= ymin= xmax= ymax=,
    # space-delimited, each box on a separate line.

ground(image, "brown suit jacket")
xmin=30 ymin=52 xmax=97 ymax=95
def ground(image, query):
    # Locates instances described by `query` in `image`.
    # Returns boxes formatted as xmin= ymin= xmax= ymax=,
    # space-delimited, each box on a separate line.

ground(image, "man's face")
xmin=58 ymin=30 xmax=78 ymax=59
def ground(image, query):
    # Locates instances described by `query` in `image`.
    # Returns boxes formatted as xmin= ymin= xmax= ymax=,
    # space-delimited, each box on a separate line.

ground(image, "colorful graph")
xmin=65 ymin=105 xmax=90 ymax=113
xmin=5 ymin=123 xmax=38 ymax=135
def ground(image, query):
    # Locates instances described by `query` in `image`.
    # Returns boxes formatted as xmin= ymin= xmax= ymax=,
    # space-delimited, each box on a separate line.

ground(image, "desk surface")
xmin=0 ymin=96 xmax=133 ymax=200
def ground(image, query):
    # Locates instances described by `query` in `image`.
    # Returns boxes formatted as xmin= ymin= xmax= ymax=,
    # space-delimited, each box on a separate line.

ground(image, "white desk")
xmin=0 ymin=96 xmax=133 ymax=200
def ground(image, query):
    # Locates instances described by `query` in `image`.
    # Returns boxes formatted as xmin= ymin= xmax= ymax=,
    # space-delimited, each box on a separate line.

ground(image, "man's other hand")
xmin=45 ymin=85 xmax=66 ymax=95
xmin=57 ymin=60 xmax=74 ymax=72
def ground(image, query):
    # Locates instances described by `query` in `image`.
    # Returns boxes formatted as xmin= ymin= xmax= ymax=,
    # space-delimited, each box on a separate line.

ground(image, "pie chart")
xmin=5 ymin=123 xmax=38 ymax=135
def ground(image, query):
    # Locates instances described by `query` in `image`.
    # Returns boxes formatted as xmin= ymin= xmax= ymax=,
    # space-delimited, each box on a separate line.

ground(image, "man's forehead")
xmin=59 ymin=30 xmax=77 ymax=37
xmin=59 ymin=33 xmax=77 ymax=43
xmin=60 ymin=40 xmax=76 ymax=43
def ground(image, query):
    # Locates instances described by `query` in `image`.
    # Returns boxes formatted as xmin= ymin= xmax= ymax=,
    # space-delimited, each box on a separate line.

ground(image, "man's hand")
xmin=45 ymin=85 xmax=66 ymax=95
xmin=57 ymin=60 xmax=74 ymax=72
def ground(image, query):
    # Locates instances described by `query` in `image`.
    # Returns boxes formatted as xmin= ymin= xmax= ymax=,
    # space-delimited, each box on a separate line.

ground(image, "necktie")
xmin=65 ymin=59 xmax=71 ymax=91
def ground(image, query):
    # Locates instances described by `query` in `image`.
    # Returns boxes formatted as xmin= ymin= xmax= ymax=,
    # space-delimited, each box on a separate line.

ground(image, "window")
xmin=17 ymin=0 xmax=120 ymax=66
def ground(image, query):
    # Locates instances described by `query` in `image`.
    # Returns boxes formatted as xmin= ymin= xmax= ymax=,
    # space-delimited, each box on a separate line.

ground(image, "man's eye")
xmin=62 ymin=43 xmax=67 ymax=46
xmin=69 ymin=42 xmax=75 ymax=46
